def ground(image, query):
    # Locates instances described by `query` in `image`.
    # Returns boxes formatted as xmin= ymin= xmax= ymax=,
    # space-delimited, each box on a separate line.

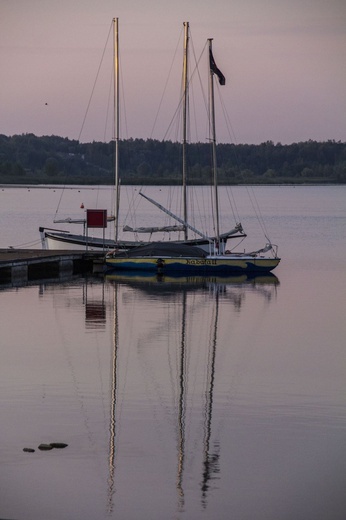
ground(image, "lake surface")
xmin=0 ymin=185 xmax=346 ymax=520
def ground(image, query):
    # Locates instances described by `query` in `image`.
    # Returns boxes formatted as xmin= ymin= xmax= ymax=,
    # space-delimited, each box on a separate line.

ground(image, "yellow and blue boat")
xmin=105 ymin=242 xmax=280 ymax=274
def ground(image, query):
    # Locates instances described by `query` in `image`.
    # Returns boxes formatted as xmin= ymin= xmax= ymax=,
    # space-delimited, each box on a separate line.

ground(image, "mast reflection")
xmin=105 ymin=271 xmax=279 ymax=513
xmin=201 ymin=286 xmax=220 ymax=508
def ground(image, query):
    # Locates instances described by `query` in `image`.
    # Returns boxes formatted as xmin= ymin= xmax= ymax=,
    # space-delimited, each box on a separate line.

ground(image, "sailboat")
xmin=39 ymin=19 xmax=245 ymax=252
xmin=39 ymin=18 xmax=129 ymax=252
xmin=105 ymin=32 xmax=280 ymax=274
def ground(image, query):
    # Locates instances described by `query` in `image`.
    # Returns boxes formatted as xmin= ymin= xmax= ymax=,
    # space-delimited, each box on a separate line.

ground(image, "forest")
xmin=0 ymin=133 xmax=345 ymax=185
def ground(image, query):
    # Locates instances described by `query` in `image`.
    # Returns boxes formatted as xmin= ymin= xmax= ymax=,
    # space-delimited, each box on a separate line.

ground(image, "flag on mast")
xmin=209 ymin=49 xmax=226 ymax=85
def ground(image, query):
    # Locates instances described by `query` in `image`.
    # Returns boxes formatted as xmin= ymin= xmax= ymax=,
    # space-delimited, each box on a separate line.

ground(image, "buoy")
xmin=80 ymin=203 xmax=84 ymax=208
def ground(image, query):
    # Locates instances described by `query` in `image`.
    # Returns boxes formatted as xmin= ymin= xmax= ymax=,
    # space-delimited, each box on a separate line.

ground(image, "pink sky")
xmin=1 ymin=0 xmax=345 ymax=144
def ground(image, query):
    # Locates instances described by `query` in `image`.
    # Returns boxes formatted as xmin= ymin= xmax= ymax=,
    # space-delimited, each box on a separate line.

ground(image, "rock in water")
xmin=50 ymin=442 xmax=68 ymax=449
xmin=38 ymin=443 xmax=53 ymax=451
xmin=23 ymin=447 xmax=35 ymax=453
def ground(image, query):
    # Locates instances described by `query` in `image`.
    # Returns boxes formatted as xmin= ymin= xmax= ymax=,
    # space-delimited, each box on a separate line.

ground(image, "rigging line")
xmin=54 ymin=22 xmax=113 ymax=220
xmin=123 ymin=184 xmax=158 ymax=232
xmin=216 ymin=105 xmax=271 ymax=239
xmin=119 ymin=58 xmax=129 ymax=140
xmin=187 ymin=38 xmax=211 ymax=167
xmin=163 ymin=94 xmax=184 ymax=142
xmin=191 ymin=38 xmax=210 ymax=120
xmin=245 ymin=184 xmax=270 ymax=238
xmin=163 ymin=32 xmax=208 ymax=142
xmin=210 ymin=79 xmax=242 ymax=224
xmin=168 ymin=32 xmax=209 ymax=142
xmin=103 ymin=62 xmax=113 ymax=142
xmin=150 ymin=25 xmax=184 ymax=140
xmin=9 ymin=238 xmax=42 ymax=248
xmin=219 ymin=83 xmax=239 ymax=146
xmin=186 ymin=184 xmax=208 ymax=238
xmin=215 ymin=84 xmax=271 ymax=238
xmin=225 ymin=186 xmax=241 ymax=226
xmin=122 ymin=186 xmax=140 ymax=229
xmin=78 ymin=21 xmax=113 ymax=142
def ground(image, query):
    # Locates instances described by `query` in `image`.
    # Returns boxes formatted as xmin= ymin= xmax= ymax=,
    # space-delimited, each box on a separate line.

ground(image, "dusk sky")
xmin=1 ymin=0 xmax=345 ymax=144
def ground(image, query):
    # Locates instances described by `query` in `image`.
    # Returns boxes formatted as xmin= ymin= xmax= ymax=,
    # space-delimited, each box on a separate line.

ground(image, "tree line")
xmin=0 ymin=133 xmax=345 ymax=185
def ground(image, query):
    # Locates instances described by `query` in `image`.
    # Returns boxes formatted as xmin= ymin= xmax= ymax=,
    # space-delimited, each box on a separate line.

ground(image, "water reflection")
xmin=104 ymin=272 xmax=279 ymax=514
xmin=83 ymin=278 xmax=107 ymax=329
xmin=106 ymin=271 xmax=279 ymax=301
xmin=1 ymin=272 xmax=281 ymax=519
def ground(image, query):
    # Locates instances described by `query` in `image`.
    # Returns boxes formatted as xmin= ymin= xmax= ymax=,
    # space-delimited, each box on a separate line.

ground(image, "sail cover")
xmin=112 ymin=242 xmax=207 ymax=258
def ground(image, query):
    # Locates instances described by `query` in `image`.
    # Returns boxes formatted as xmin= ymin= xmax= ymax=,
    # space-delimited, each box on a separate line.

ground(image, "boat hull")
xmin=43 ymin=232 xmax=116 ymax=251
xmin=40 ymin=229 xmax=242 ymax=253
xmin=41 ymin=230 xmax=137 ymax=252
xmin=105 ymin=255 xmax=280 ymax=274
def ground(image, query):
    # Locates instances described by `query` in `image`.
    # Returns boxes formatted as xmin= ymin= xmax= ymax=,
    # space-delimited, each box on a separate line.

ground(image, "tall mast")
xmin=182 ymin=22 xmax=189 ymax=241
xmin=208 ymin=38 xmax=220 ymax=244
xmin=113 ymin=18 xmax=120 ymax=243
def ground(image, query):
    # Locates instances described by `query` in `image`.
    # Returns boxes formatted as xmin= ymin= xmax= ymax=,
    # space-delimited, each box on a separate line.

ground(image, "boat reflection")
xmin=105 ymin=270 xmax=279 ymax=285
xmin=105 ymin=271 xmax=279 ymax=305
xmin=104 ymin=271 xmax=279 ymax=512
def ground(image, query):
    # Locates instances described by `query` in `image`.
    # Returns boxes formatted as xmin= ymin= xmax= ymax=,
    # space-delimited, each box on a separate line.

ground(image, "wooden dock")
xmin=0 ymin=249 xmax=104 ymax=287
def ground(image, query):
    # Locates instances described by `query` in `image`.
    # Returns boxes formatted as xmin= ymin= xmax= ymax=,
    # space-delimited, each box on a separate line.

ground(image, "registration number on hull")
xmin=185 ymin=259 xmax=218 ymax=266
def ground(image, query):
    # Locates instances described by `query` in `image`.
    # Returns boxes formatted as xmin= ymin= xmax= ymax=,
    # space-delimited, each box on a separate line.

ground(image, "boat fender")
xmin=156 ymin=258 xmax=165 ymax=270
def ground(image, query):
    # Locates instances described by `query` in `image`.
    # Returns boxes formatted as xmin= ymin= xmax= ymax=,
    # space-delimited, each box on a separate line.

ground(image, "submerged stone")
xmin=38 ymin=443 xmax=53 ymax=451
xmin=50 ymin=442 xmax=68 ymax=449
xmin=23 ymin=447 xmax=35 ymax=453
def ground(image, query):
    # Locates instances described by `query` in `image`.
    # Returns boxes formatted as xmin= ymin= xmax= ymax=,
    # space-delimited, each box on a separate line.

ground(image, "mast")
xmin=208 ymin=38 xmax=220 ymax=244
xmin=182 ymin=22 xmax=189 ymax=241
xmin=113 ymin=18 xmax=120 ymax=243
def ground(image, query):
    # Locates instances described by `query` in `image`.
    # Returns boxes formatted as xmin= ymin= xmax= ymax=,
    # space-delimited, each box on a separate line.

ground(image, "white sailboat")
xmin=105 ymin=32 xmax=280 ymax=274
xmin=39 ymin=19 xmax=246 ymax=252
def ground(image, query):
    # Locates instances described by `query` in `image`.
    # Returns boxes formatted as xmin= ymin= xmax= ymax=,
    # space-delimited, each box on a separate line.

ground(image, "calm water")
xmin=0 ymin=186 xmax=346 ymax=520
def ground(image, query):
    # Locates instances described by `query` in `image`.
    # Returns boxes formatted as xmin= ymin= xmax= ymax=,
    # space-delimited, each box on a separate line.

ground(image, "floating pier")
xmin=0 ymin=249 xmax=104 ymax=287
